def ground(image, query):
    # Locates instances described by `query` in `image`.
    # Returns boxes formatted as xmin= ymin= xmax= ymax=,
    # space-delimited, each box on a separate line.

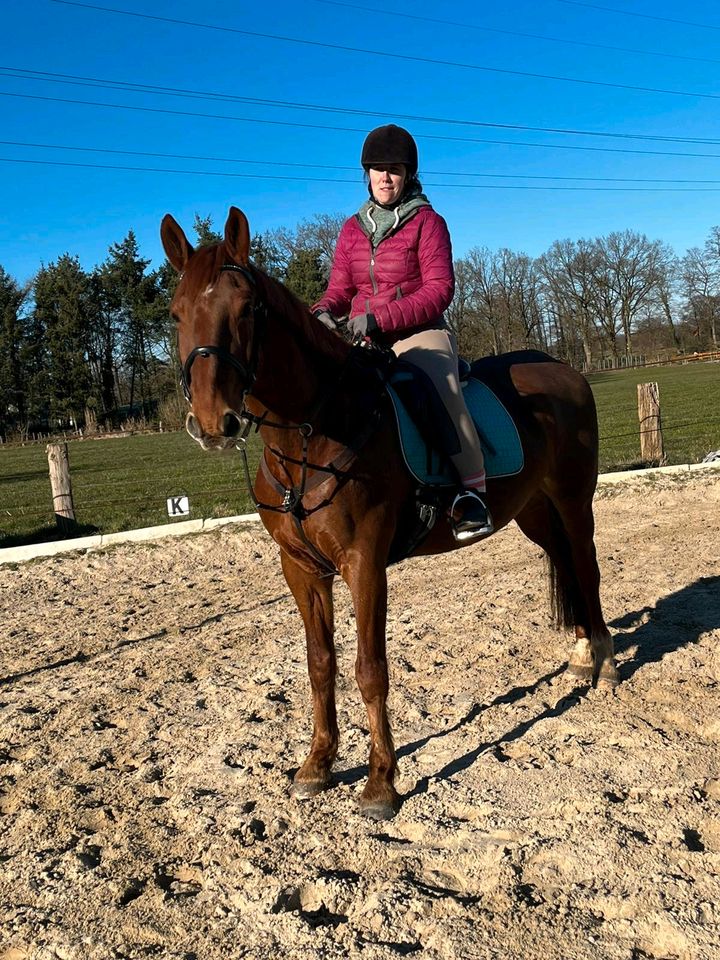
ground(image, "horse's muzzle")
xmin=186 ymin=410 xmax=244 ymax=450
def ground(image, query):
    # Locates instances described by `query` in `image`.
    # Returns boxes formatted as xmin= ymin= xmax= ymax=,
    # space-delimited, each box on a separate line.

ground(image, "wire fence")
xmin=2 ymin=375 xmax=720 ymax=548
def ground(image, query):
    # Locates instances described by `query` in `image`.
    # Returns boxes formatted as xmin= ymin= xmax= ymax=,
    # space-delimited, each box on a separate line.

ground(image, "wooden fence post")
xmin=637 ymin=382 xmax=665 ymax=464
xmin=47 ymin=442 xmax=77 ymax=535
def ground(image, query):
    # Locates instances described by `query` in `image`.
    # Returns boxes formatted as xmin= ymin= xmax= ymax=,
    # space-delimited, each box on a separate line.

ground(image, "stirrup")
xmin=451 ymin=490 xmax=494 ymax=542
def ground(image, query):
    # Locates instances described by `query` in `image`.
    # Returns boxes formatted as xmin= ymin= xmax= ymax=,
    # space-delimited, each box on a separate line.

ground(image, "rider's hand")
xmin=346 ymin=313 xmax=377 ymax=339
xmin=314 ymin=310 xmax=338 ymax=332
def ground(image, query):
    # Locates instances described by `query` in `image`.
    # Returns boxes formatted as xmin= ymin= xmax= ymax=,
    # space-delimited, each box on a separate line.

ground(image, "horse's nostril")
xmin=221 ymin=412 xmax=242 ymax=437
xmin=186 ymin=412 xmax=202 ymax=439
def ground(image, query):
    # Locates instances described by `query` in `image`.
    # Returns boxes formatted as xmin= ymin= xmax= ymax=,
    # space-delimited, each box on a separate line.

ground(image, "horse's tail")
xmin=545 ymin=500 xmax=579 ymax=631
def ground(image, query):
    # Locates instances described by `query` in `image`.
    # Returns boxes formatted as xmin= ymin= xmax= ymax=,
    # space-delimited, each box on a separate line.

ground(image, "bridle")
xmin=179 ymin=263 xmax=266 ymax=404
xmin=176 ymin=260 xmax=393 ymax=575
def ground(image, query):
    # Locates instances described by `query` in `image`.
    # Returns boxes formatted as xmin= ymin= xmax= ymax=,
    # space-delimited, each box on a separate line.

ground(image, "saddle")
xmin=384 ymin=355 xmax=526 ymax=564
xmin=388 ymin=360 xmax=524 ymax=486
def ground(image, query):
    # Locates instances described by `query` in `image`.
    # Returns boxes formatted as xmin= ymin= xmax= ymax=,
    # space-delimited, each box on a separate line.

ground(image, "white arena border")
xmin=2 ymin=461 xmax=719 ymax=567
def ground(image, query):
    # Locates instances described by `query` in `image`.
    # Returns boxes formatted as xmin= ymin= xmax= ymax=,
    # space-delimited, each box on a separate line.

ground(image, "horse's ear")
xmin=161 ymin=214 xmax=194 ymax=273
xmin=224 ymin=207 xmax=251 ymax=266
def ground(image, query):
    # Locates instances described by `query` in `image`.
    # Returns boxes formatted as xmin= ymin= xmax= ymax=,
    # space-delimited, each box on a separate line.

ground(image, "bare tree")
xmin=538 ymin=239 xmax=601 ymax=370
xmin=270 ymin=212 xmax=346 ymax=279
xmin=595 ymin=231 xmax=664 ymax=359
xmin=649 ymin=243 xmax=683 ymax=351
xmin=447 ymin=257 xmax=484 ymax=357
xmin=466 ymin=247 xmax=504 ymax=355
xmin=681 ymin=245 xmax=719 ymax=350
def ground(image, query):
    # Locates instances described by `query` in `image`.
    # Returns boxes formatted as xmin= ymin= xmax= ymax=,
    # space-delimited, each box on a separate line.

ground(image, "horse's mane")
xmin=252 ymin=260 xmax=339 ymax=353
xmin=184 ymin=241 xmax=348 ymax=365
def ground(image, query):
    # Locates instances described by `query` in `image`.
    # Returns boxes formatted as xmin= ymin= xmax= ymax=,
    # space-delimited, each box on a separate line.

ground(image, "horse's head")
xmin=161 ymin=206 xmax=262 ymax=450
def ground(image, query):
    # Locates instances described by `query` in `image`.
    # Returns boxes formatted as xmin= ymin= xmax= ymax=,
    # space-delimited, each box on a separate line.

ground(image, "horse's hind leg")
xmin=551 ymin=496 xmax=618 ymax=688
xmin=516 ymin=493 xmax=618 ymax=688
xmin=281 ymin=551 xmax=339 ymax=798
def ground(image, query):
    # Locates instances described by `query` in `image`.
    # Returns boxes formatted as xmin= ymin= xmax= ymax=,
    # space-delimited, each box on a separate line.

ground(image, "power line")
xmin=555 ymin=0 xmax=720 ymax=31
xmin=6 ymin=139 xmax=720 ymax=185
xmin=6 ymin=90 xmax=720 ymax=161
xmin=310 ymin=0 xmax=720 ymax=66
xmin=5 ymin=156 xmax=720 ymax=191
xmin=5 ymin=66 xmax=720 ymax=146
xmin=51 ymin=0 xmax=720 ymax=103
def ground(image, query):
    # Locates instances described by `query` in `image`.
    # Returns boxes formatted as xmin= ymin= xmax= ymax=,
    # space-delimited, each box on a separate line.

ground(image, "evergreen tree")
xmin=87 ymin=268 xmax=118 ymax=415
xmin=284 ymin=248 xmax=326 ymax=305
xmin=250 ymin=232 xmax=284 ymax=279
xmin=99 ymin=232 xmax=164 ymax=412
xmin=193 ymin=214 xmax=223 ymax=248
xmin=33 ymin=255 xmax=93 ymax=425
xmin=0 ymin=267 xmax=28 ymax=437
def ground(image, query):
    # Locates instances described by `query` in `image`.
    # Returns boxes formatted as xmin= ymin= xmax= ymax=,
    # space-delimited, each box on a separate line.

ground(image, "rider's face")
xmin=369 ymin=164 xmax=407 ymax=205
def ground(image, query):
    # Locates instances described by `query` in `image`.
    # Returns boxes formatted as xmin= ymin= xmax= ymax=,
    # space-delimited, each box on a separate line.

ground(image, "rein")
xmin=235 ymin=345 xmax=390 ymax=518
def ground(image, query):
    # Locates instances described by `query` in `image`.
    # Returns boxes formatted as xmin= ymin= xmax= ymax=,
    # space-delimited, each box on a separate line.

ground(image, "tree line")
xmin=1 ymin=212 xmax=719 ymax=440
xmin=448 ymin=229 xmax=720 ymax=368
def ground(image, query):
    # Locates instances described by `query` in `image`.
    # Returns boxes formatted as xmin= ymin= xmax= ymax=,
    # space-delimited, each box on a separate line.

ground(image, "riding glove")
xmin=346 ymin=313 xmax=378 ymax=338
xmin=314 ymin=310 xmax=338 ymax=332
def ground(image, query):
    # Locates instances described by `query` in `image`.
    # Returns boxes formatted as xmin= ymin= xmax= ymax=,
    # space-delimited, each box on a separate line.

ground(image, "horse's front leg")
xmin=348 ymin=561 xmax=399 ymax=820
xmin=281 ymin=551 xmax=339 ymax=798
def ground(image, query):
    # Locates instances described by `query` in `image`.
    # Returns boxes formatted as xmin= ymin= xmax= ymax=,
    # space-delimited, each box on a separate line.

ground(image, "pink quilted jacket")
xmin=311 ymin=205 xmax=455 ymax=343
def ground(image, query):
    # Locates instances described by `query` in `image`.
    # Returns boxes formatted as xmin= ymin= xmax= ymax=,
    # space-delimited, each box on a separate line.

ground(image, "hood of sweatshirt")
xmin=357 ymin=187 xmax=430 ymax=248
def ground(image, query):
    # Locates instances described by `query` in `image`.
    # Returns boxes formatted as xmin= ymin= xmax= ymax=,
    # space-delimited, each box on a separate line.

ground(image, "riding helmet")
xmin=361 ymin=124 xmax=418 ymax=177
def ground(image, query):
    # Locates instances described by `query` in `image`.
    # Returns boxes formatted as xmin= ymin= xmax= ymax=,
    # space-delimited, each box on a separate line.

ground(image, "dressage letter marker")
xmin=167 ymin=495 xmax=190 ymax=517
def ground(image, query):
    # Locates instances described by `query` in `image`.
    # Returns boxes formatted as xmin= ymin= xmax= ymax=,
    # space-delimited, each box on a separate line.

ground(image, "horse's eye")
xmin=171 ymin=311 xmax=181 ymax=324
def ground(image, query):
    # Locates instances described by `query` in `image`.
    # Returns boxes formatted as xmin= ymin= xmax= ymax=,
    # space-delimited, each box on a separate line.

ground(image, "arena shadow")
xmin=400 ymin=575 xmax=720 ymax=801
xmin=330 ymin=577 xmax=720 ymax=804
xmin=610 ymin=574 xmax=720 ymax=683
xmin=401 ymin=681 xmax=587 ymax=802
xmin=330 ymin=662 xmax=582 ymax=794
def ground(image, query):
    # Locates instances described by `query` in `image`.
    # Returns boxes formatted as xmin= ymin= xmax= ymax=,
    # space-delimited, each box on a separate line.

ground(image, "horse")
xmin=160 ymin=206 xmax=617 ymax=821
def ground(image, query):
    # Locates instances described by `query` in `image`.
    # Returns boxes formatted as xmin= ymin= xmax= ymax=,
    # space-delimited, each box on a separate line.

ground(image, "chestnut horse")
xmin=161 ymin=206 xmax=617 ymax=820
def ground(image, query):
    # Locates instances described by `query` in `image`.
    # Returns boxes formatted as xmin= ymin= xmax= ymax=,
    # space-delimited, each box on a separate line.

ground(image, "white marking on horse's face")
xmin=201 ymin=283 xmax=215 ymax=297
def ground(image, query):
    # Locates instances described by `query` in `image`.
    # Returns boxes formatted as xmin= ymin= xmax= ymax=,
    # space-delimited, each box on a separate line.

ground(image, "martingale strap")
xmin=236 ymin=428 xmax=341 ymax=577
xmin=234 ymin=353 xmax=389 ymax=576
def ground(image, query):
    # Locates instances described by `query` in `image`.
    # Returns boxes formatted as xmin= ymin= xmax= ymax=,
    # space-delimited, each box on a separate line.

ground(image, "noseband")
xmin=180 ymin=263 xmax=265 ymax=403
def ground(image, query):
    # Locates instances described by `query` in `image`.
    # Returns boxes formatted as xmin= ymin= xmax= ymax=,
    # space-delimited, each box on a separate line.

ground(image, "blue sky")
xmin=3 ymin=0 xmax=720 ymax=282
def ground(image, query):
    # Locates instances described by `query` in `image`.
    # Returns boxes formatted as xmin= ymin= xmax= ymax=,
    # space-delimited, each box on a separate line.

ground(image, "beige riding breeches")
xmin=391 ymin=328 xmax=486 ymax=487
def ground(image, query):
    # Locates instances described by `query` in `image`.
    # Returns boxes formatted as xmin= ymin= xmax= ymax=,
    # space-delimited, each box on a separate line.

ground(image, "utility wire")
xmin=4 ymin=66 xmax=720 ymax=146
xmin=555 ymin=0 xmax=720 ymax=32
xmin=310 ymin=0 xmax=720 ymax=66
xmin=6 ymin=90 xmax=720 ymax=161
xmin=50 ymin=0 xmax=720 ymax=103
xmin=5 ymin=156 xmax=720 ymax=191
xmin=7 ymin=139 xmax=720 ymax=184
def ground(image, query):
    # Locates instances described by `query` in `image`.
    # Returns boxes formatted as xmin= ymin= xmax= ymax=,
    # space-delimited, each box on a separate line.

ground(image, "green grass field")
xmin=0 ymin=431 xmax=264 ymax=549
xmin=1 ymin=361 xmax=718 ymax=548
xmin=588 ymin=361 xmax=720 ymax=472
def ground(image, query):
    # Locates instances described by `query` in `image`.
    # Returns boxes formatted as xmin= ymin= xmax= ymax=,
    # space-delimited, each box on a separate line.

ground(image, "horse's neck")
xmin=248 ymin=275 xmax=350 ymax=434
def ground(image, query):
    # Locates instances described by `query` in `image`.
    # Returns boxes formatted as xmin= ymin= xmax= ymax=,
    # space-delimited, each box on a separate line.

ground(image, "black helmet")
xmin=361 ymin=124 xmax=418 ymax=177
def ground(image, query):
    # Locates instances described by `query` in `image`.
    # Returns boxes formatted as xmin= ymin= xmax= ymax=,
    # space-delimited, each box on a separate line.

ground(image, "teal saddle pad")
xmin=387 ymin=373 xmax=524 ymax=486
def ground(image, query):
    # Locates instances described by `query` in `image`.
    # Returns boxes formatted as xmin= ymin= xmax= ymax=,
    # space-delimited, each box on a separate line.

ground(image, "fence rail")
xmin=2 ymin=364 xmax=719 ymax=548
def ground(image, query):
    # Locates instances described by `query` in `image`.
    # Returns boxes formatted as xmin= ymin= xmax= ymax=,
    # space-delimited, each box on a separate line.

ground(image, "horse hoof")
xmin=596 ymin=665 xmax=620 ymax=689
xmin=291 ymin=779 xmax=328 ymax=800
xmin=567 ymin=662 xmax=594 ymax=682
xmin=359 ymin=789 xmax=400 ymax=820
xmin=360 ymin=800 xmax=398 ymax=821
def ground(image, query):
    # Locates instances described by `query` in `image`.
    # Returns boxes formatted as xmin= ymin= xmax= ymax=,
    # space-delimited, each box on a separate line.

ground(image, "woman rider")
xmin=312 ymin=124 xmax=493 ymax=542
